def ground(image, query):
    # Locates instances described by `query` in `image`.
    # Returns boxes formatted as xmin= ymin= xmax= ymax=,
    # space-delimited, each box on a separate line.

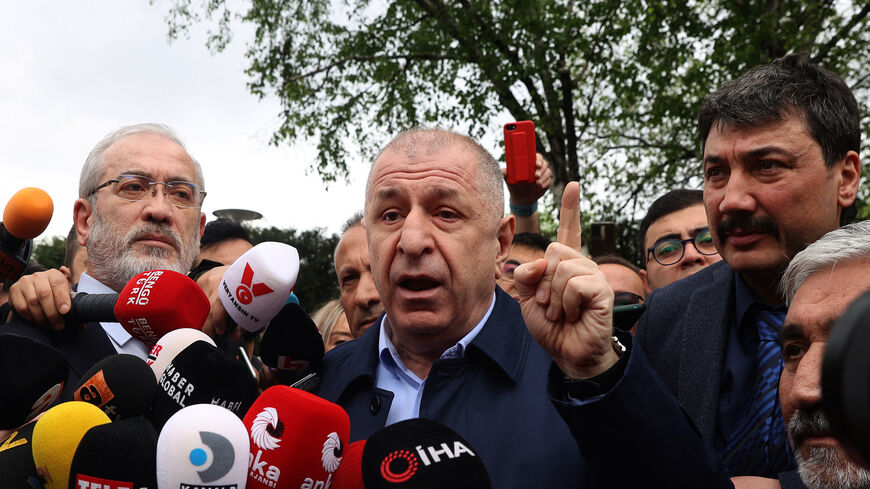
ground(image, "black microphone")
xmin=0 ymin=334 xmax=68 ymax=430
xmin=259 ymin=303 xmax=325 ymax=388
xmin=72 ymin=354 xmax=157 ymax=421
xmin=0 ymin=188 xmax=53 ymax=282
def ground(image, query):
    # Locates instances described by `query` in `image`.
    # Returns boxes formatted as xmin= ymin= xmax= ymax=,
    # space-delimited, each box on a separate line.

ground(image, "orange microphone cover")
xmin=3 ymin=187 xmax=53 ymax=240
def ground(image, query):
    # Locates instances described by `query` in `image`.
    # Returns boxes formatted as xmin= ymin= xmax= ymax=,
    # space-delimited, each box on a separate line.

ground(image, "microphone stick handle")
xmin=68 ymin=293 xmax=117 ymax=324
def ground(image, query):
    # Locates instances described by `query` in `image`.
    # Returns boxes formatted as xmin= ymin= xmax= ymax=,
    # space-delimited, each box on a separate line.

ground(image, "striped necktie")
xmin=723 ymin=305 xmax=794 ymax=476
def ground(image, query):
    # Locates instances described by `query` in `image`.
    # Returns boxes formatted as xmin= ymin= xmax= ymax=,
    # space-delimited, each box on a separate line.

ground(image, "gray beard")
xmin=789 ymin=409 xmax=870 ymax=489
xmin=86 ymin=211 xmax=199 ymax=291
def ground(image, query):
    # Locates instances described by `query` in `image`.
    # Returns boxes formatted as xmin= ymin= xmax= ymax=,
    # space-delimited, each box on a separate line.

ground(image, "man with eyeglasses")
xmin=4 ymin=123 xmax=207 ymax=390
xmin=638 ymin=189 xmax=722 ymax=293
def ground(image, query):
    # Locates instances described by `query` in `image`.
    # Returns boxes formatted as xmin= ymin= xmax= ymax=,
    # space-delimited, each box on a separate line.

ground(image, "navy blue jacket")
xmin=314 ymin=288 xmax=590 ymax=489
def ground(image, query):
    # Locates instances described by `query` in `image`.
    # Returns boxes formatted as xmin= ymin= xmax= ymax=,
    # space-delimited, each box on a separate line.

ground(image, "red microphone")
xmin=243 ymin=386 xmax=350 ymax=489
xmin=332 ymin=439 xmax=366 ymax=489
xmin=67 ymin=270 xmax=210 ymax=346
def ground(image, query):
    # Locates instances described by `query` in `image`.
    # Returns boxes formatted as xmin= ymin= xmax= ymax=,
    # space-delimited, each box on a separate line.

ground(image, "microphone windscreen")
xmin=3 ymin=187 xmax=53 ymax=240
xmin=259 ymin=303 xmax=324 ymax=374
xmin=361 ymin=418 xmax=492 ymax=489
xmin=156 ymin=404 xmax=249 ymax=489
xmin=146 ymin=328 xmax=216 ymax=380
xmin=243 ymin=385 xmax=350 ymax=489
xmin=152 ymin=340 xmax=257 ymax=430
xmin=72 ymin=354 xmax=157 ymax=421
xmin=68 ymin=417 xmax=158 ymax=489
xmin=220 ymin=242 xmax=299 ymax=332
xmin=332 ymin=440 xmax=366 ymax=489
xmin=0 ymin=419 xmax=39 ymax=489
xmin=114 ymin=269 xmax=210 ymax=346
xmin=0 ymin=334 xmax=68 ymax=429
xmin=31 ymin=401 xmax=110 ymax=489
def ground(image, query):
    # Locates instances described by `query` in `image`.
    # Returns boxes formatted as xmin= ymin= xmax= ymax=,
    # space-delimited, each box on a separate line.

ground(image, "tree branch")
xmin=812 ymin=3 xmax=870 ymax=63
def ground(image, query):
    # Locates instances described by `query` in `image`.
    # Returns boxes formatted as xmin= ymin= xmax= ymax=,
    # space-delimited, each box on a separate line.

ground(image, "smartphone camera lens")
xmin=506 ymin=124 xmax=516 ymax=130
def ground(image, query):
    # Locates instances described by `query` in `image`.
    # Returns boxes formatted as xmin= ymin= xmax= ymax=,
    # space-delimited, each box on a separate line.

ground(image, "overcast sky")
xmin=1 ymin=1 xmax=373 ymax=242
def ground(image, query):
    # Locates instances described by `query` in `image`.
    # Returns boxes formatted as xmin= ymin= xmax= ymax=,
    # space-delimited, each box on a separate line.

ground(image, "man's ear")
xmin=837 ymin=150 xmax=861 ymax=209
xmin=73 ymin=198 xmax=93 ymax=247
xmin=199 ymin=211 xmax=206 ymax=238
xmin=494 ymin=215 xmax=515 ymax=279
xmin=640 ymin=268 xmax=653 ymax=295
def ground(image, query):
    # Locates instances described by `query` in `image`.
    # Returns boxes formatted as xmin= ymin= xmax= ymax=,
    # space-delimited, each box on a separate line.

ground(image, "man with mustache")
xmin=531 ymin=53 xmax=861 ymax=484
xmin=4 ymin=123 xmax=206 ymax=388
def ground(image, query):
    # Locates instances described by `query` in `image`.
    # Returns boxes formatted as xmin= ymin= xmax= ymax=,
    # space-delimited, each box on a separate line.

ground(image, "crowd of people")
xmin=0 ymin=52 xmax=867 ymax=489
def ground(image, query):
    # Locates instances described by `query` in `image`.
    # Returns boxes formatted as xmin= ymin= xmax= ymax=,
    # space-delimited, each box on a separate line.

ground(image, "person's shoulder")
xmin=0 ymin=315 xmax=52 ymax=344
xmin=654 ymin=260 xmax=732 ymax=297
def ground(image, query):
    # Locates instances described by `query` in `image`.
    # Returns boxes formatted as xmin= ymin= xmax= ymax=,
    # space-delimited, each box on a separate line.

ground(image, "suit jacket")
xmin=635 ymin=259 xmax=735 ymax=445
xmin=1 ymin=318 xmax=116 ymax=400
xmin=314 ymin=287 xmax=591 ymax=489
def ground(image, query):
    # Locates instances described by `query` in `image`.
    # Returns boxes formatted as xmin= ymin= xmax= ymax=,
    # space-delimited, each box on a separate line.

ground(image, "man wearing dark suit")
xmin=522 ymin=53 xmax=861 ymax=485
xmin=3 ymin=123 xmax=207 ymax=392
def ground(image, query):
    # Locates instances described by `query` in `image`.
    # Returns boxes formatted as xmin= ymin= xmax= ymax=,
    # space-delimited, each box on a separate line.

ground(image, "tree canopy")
xmin=158 ymin=0 xmax=870 ymax=225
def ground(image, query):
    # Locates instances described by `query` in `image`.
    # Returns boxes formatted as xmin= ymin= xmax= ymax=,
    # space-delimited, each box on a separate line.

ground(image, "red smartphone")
xmin=504 ymin=121 xmax=536 ymax=184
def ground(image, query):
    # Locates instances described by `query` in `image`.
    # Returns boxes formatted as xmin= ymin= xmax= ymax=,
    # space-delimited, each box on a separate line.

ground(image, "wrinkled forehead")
xmin=101 ymin=133 xmax=198 ymax=183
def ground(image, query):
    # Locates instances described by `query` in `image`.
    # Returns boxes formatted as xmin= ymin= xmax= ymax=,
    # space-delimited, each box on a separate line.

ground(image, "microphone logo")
xmin=380 ymin=449 xmax=419 ymax=483
xmin=251 ymin=407 xmax=283 ymax=450
xmin=190 ymin=431 xmax=235 ymax=483
xmin=321 ymin=432 xmax=343 ymax=473
xmin=236 ymin=263 xmax=274 ymax=305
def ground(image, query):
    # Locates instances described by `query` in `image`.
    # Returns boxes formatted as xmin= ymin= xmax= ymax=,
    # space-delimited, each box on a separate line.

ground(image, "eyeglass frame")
xmin=613 ymin=291 xmax=644 ymax=306
xmin=88 ymin=174 xmax=207 ymax=208
xmin=646 ymin=228 xmax=718 ymax=266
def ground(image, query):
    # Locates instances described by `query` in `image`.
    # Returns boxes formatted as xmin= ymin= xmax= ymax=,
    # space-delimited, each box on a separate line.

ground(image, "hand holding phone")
xmin=504 ymin=121 xmax=536 ymax=184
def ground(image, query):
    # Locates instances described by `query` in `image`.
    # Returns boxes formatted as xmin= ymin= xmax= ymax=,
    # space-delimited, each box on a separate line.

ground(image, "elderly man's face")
xmin=365 ymin=143 xmax=511 ymax=337
xmin=78 ymin=133 xmax=205 ymax=291
xmin=702 ymin=114 xmax=858 ymax=281
xmin=334 ymin=225 xmax=383 ymax=338
xmin=780 ymin=262 xmax=870 ymax=489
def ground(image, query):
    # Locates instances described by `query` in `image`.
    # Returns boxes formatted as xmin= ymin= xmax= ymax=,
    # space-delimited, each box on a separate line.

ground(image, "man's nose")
xmin=357 ymin=271 xmax=381 ymax=308
xmin=787 ymin=343 xmax=824 ymax=411
xmin=141 ymin=183 xmax=174 ymax=221
xmin=397 ymin=209 xmax=433 ymax=257
xmin=719 ymin=170 xmax=758 ymax=216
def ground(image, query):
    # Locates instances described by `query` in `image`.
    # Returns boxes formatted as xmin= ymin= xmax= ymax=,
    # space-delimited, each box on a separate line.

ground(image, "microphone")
xmin=151 ymin=340 xmax=258 ymax=430
xmin=66 ymin=269 xmax=210 ymax=346
xmin=0 ymin=334 xmax=69 ymax=430
xmin=69 ymin=417 xmax=158 ymax=489
xmin=156 ymin=404 xmax=250 ymax=489
xmin=258 ymin=303 xmax=325 ymax=386
xmin=332 ymin=440 xmax=366 ymax=489
xmin=31 ymin=401 xmax=111 ymax=489
xmin=219 ymin=242 xmax=299 ymax=333
xmin=361 ymin=418 xmax=492 ymax=489
xmin=146 ymin=328 xmax=216 ymax=380
xmin=0 ymin=419 xmax=40 ymax=489
xmin=243 ymin=385 xmax=350 ymax=489
xmin=72 ymin=354 xmax=157 ymax=421
xmin=0 ymin=187 xmax=53 ymax=282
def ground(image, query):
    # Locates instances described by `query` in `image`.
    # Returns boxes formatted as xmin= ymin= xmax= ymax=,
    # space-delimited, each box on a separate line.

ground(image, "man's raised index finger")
xmin=556 ymin=181 xmax=582 ymax=252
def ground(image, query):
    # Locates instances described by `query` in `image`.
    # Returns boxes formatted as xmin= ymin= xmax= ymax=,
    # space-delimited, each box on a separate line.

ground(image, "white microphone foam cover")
xmin=156 ymin=404 xmax=250 ymax=489
xmin=147 ymin=328 xmax=216 ymax=381
xmin=219 ymin=242 xmax=299 ymax=332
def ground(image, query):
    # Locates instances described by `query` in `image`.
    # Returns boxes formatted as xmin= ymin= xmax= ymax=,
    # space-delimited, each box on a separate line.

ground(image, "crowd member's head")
xmin=699 ymin=53 xmax=861 ymax=303
xmin=334 ymin=211 xmax=382 ymax=338
xmin=638 ymin=189 xmax=721 ymax=293
xmin=311 ymin=299 xmax=353 ymax=352
xmin=64 ymin=224 xmax=88 ymax=285
xmin=75 ymin=123 xmax=207 ymax=292
xmin=199 ymin=218 xmax=253 ymax=265
xmin=497 ymin=232 xmax=551 ymax=300
xmin=364 ymin=128 xmax=513 ymax=355
xmin=593 ymin=255 xmax=646 ymax=306
xmin=778 ymin=220 xmax=870 ymax=489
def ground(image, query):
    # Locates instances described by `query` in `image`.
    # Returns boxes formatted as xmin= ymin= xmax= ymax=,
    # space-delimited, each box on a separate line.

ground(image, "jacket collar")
xmin=322 ymin=287 xmax=530 ymax=397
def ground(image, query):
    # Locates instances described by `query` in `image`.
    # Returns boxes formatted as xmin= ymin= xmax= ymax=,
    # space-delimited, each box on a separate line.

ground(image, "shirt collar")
xmin=378 ymin=292 xmax=497 ymax=379
xmin=76 ymin=272 xmax=133 ymax=346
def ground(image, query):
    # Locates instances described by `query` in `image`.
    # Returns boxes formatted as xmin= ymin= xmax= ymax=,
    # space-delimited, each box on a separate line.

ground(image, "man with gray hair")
xmin=5 ymin=123 xmax=206 ymax=384
xmin=333 ymin=210 xmax=383 ymax=338
xmin=315 ymin=127 xmax=592 ymax=488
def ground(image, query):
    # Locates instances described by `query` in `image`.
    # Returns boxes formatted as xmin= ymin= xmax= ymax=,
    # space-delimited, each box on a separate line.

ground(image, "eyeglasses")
xmin=647 ymin=228 xmax=718 ymax=266
xmin=614 ymin=292 xmax=644 ymax=306
xmin=89 ymin=174 xmax=207 ymax=208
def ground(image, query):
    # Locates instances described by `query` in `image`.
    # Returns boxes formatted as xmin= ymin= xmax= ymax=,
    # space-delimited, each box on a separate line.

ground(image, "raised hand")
xmin=514 ymin=182 xmax=618 ymax=379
